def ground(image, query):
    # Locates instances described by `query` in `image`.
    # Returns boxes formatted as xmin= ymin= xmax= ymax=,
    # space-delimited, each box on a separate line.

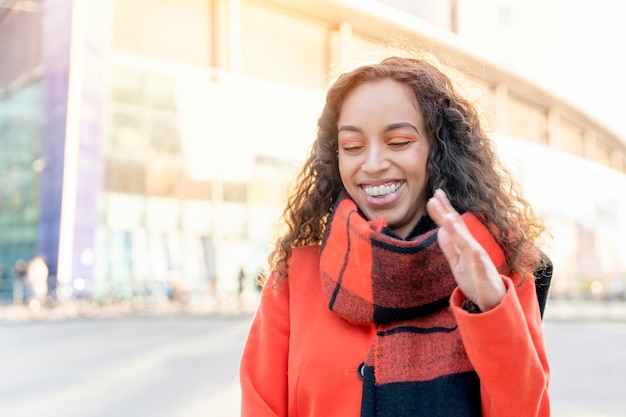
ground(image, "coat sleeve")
xmin=240 ymin=276 xmax=290 ymax=417
xmin=450 ymin=274 xmax=551 ymax=417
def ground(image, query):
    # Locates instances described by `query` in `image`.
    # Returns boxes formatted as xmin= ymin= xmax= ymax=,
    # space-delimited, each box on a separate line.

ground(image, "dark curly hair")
xmin=265 ymin=55 xmax=546 ymax=285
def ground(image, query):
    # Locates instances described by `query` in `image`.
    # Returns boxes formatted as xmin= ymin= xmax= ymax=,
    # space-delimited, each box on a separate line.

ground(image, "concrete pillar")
xmin=583 ymin=130 xmax=597 ymax=161
xmin=494 ymin=82 xmax=508 ymax=134
xmin=228 ymin=0 xmax=241 ymax=74
xmin=338 ymin=21 xmax=352 ymax=67
xmin=610 ymin=148 xmax=624 ymax=173
xmin=547 ymin=108 xmax=561 ymax=148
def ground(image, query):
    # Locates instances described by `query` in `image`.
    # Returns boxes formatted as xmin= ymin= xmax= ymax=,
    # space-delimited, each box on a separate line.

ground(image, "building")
xmin=1 ymin=0 xmax=625 ymax=305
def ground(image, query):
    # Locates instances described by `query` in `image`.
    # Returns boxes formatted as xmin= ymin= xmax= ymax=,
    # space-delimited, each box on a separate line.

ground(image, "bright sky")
xmin=459 ymin=0 xmax=626 ymax=141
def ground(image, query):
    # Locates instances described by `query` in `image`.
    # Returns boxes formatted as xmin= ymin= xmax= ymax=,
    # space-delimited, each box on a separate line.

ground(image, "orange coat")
xmin=240 ymin=245 xmax=550 ymax=416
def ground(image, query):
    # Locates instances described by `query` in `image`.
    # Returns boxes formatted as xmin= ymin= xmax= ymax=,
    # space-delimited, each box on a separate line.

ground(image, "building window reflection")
xmin=0 ymin=82 xmax=41 ymax=298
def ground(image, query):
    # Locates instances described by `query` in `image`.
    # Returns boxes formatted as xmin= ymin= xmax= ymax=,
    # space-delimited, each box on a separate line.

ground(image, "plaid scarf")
xmin=319 ymin=191 xmax=507 ymax=417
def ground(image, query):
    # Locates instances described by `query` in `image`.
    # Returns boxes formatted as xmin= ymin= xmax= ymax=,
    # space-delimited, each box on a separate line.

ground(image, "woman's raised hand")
xmin=426 ymin=189 xmax=506 ymax=312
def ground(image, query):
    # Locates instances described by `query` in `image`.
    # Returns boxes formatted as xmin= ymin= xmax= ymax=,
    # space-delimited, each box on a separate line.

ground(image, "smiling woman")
xmin=240 ymin=55 xmax=552 ymax=417
xmin=337 ymin=79 xmax=430 ymax=239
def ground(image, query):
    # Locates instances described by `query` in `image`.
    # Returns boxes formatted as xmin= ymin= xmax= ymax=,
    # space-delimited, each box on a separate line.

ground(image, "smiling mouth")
xmin=362 ymin=181 xmax=404 ymax=197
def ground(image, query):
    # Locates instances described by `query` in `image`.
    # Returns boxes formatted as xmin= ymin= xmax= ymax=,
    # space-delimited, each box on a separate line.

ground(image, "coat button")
xmin=357 ymin=362 xmax=365 ymax=380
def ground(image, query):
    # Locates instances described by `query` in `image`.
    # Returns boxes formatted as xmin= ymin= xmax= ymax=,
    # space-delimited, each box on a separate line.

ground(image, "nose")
xmin=361 ymin=143 xmax=390 ymax=173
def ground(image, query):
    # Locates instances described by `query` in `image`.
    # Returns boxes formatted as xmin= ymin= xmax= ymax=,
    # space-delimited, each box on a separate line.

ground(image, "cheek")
xmin=337 ymin=157 xmax=354 ymax=180
xmin=337 ymin=161 xmax=348 ymax=188
xmin=412 ymin=147 xmax=430 ymax=176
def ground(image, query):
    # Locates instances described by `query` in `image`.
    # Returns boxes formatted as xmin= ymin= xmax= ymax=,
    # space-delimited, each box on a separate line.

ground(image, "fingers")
xmin=425 ymin=189 xmax=448 ymax=221
xmin=427 ymin=189 xmax=459 ymax=225
xmin=427 ymin=189 xmax=474 ymax=253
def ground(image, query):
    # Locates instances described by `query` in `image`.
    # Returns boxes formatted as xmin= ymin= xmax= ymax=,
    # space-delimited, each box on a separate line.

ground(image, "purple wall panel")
xmin=39 ymin=0 xmax=74 ymax=277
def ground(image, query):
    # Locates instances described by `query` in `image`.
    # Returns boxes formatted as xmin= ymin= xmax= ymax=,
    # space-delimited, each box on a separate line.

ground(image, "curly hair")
xmin=265 ymin=55 xmax=546 ymax=286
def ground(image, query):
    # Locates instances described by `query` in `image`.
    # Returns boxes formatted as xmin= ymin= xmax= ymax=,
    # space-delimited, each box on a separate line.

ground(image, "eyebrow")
xmin=338 ymin=122 xmax=420 ymax=135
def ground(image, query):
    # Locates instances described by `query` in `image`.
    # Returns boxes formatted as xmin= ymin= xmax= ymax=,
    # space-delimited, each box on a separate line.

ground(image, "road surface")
xmin=1 ymin=313 xmax=625 ymax=416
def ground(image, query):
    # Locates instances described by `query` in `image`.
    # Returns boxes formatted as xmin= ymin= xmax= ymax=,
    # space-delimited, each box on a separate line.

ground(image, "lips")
xmin=362 ymin=181 xmax=404 ymax=197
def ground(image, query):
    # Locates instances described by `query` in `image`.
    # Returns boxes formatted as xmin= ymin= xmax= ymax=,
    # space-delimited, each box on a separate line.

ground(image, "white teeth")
xmin=363 ymin=182 xmax=402 ymax=197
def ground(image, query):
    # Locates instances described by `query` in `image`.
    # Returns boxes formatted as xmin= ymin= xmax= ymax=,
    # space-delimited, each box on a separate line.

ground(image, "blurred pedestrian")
xmin=13 ymin=258 xmax=29 ymax=304
xmin=237 ymin=267 xmax=247 ymax=311
xmin=238 ymin=267 xmax=245 ymax=297
xmin=240 ymin=55 xmax=552 ymax=416
xmin=27 ymin=255 xmax=48 ymax=310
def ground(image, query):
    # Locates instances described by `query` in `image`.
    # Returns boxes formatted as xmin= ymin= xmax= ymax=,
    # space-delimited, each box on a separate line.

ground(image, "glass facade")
xmin=93 ymin=53 xmax=320 ymax=300
xmin=0 ymin=5 xmax=42 ymax=88
xmin=0 ymin=83 xmax=42 ymax=302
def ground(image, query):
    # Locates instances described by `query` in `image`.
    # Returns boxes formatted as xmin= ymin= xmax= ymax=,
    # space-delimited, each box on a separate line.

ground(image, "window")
xmin=241 ymin=2 xmax=330 ymax=88
xmin=0 ymin=8 xmax=42 ymax=89
xmin=105 ymin=158 xmax=146 ymax=194
xmin=561 ymin=118 xmax=584 ymax=156
xmin=112 ymin=0 xmax=213 ymax=67
xmin=508 ymin=94 xmax=548 ymax=144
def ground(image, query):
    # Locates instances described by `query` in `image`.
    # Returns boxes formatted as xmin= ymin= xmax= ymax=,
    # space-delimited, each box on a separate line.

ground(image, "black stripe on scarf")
xmin=327 ymin=210 xmax=357 ymax=312
xmin=377 ymin=325 xmax=458 ymax=337
xmin=373 ymin=297 xmax=451 ymax=324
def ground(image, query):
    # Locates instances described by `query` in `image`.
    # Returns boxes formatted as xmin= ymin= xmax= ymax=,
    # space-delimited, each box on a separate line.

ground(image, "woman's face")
xmin=337 ymin=79 xmax=430 ymax=238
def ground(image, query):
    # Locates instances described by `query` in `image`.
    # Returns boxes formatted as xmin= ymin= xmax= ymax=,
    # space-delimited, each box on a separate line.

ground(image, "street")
xmin=0 ymin=314 xmax=250 ymax=417
xmin=544 ymin=319 xmax=626 ymax=416
xmin=0 ymin=313 xmax=625 ymax=417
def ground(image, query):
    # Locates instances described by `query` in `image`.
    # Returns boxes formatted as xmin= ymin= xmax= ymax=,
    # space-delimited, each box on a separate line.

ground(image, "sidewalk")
xmin=0 ymin=293 xmax=261 ymax=324
xmin=1 ymin=297 xmax=625 ymax=323
xmin=543 ymin=299 xmax=626 ymax=321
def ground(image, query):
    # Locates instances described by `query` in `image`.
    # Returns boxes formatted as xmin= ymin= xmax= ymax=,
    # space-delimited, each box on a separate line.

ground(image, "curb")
xmin=0 ymin=296 xmax=260 ymax=324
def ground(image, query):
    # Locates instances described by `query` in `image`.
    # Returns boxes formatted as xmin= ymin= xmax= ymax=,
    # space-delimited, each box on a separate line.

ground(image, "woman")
xmin=240 ymin=56 xmax=551 ymax=416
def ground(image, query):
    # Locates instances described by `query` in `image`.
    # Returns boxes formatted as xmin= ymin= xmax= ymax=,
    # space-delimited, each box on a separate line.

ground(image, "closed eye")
xmin=340 ymin=144 xmax=365 ymax=154
xmin=387 ymin=134 xmax=417 ymax=149
xmin=338 ymin=137 xmax=365 ymax=155
xmin=388 ymin=140 xmax=412 ymax=149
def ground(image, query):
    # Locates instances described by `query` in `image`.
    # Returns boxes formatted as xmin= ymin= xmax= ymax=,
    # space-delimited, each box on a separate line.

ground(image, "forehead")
xmin=338 ymin=79 xmax=422 ymax=126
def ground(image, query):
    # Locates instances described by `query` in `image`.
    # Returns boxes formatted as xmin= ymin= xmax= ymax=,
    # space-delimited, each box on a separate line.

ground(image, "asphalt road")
xmin=0 ymin=314 xmax=250 ymax=417
xmin=544 ymin=319 xmax=626 ymax=416
xmin=0 ymin=314 xmax=625 ymax=417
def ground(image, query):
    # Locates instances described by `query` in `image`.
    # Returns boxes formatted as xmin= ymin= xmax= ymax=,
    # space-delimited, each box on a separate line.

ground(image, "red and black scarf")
xmin=319 ymin=190 xmax=507 ymax=417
